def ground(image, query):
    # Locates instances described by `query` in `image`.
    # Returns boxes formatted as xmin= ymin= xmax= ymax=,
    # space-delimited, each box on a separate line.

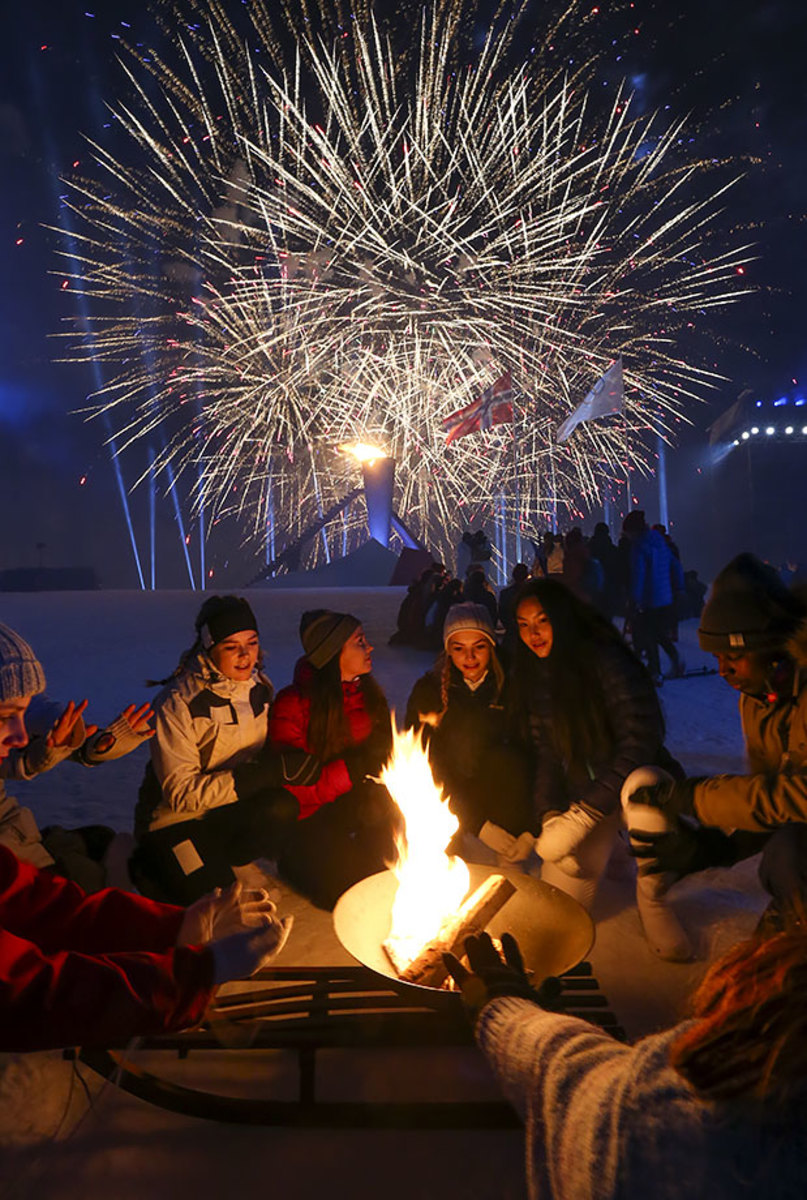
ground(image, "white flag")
xmin=555 ymin=358 xmax=624 ymax=443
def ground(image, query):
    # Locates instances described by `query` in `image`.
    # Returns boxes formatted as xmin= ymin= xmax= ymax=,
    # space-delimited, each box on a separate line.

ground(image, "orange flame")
xmin=380 ymin=725 xmax=470 ymax=968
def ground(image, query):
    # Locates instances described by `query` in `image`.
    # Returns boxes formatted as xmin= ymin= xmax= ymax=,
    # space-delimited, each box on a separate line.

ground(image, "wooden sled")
xmin=77 ymin=962 xmax=624 ymax=1129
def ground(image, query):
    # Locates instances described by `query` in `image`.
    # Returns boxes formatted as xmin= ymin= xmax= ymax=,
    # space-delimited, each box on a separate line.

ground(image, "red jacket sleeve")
xmin=269 ymin=687 xmax=351 ymax=817
xmin=0 ymin=844 xmax=185 ymax=954
xmin=0 ymin=847 xmax=215 ymax=1051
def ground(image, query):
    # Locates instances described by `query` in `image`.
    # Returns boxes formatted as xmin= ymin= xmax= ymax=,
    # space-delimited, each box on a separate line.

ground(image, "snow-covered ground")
xmin=1 ymin=588 xmax=764 ymax=1197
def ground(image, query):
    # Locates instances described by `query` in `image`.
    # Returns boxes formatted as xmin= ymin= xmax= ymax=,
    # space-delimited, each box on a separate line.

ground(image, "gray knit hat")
xmin=443 ymin=602 xmax=496 ymax=648
xmin=697 ymin=554 xmax=804 ymax=654
xmin=0 ymin=622 xmax=46 ymax=702
xmin=300 ymin=610 xmax=360 ymax=669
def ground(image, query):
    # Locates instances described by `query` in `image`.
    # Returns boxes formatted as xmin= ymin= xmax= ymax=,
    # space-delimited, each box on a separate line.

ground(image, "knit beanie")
xmin=0 ymin=622 xmax=46 ymax=702
xmin=196 ymin=596 xmax=258 ymax=650
xmin=300 ymin=610 xmax=360 ymax=669
xmin=443 ymin=602 xmax=496 ymax=648
xmin=697 ymin=553 xmax=803 ymax=654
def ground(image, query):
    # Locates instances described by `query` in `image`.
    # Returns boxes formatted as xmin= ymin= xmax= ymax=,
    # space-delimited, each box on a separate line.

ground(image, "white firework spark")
xmin=57 ymin=0 xmax=751 ymax=569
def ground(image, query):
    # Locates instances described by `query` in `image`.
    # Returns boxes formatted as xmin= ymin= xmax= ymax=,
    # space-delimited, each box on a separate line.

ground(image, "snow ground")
xmin=0 ymin=589 xmax=764 ymax=1197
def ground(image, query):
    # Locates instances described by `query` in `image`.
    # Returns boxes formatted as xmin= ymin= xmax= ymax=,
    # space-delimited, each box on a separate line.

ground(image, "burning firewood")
xmin=383 ymin=873 xmax=516 ymax=989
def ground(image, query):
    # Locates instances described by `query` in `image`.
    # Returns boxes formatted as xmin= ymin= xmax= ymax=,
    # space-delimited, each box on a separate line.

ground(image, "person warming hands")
xmin=443 ymin=929 xmax=807 ymax=1200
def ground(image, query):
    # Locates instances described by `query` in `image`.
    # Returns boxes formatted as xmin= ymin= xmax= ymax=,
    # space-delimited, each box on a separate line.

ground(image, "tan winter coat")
xmin=694 ymin=624 xmax=807 ymax=831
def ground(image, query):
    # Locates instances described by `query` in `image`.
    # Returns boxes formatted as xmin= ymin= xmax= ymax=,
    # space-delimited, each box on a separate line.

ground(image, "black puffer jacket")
xmin=405 ymin=661 xmax=534 ymax=836
xmin=517 ymin=642 xmax=681 ymax=823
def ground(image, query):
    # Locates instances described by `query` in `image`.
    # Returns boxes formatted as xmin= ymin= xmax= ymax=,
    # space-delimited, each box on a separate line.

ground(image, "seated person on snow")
xmin=0 ymin=622 xmax=292 ymax=1052
xmin=269 ymin=609 xmax=397 ymax=910
xmin=0 ymin=623 xmax=154 ymax=891
xmin=404 ymin=602 xmax=534 ymax=864
xmin=624 ymin=552 xmax=807 ymax=933
xmin=133 ymin=595 xmax=306 ymax=905
xmin=509 ymin=578 xmax=692 ymax=961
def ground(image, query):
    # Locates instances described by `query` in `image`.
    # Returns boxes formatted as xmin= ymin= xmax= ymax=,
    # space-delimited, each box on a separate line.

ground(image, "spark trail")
xmin=57 ymin=0 xmax=751 ymax=568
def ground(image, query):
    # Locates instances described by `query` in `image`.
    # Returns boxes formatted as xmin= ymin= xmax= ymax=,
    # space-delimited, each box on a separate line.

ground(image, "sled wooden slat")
xmin=77 ymin=962 xmax=625 ymax=1128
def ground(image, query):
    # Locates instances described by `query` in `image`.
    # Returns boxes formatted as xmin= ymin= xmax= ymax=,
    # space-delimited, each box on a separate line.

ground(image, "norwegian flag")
xmin=442 ymin=371 xmax=514 ymax=446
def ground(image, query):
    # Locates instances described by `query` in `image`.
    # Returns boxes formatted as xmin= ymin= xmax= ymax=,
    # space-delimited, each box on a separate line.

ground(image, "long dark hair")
xmin=305 ymin=655 xmax=390 ymax=761
xmin=509 ymin=577 xmax=661 ymax=764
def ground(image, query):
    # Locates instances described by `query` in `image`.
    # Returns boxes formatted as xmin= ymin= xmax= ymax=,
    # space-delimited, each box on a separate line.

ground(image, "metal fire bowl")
xmin=333 ymin=863 xmax=594 ymax=995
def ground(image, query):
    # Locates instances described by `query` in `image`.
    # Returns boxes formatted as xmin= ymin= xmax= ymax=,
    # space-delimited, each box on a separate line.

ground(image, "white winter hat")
xmin=443 ymin=603 xmax=496 ymax=648
xmin=0 ymin=623 xmax=46 ymax=702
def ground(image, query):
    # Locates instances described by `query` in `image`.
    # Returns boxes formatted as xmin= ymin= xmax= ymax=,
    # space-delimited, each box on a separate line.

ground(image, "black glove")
xmin=629 ymin=776 xmax=701 ymax=819
xmin=629 ymin=816 xmax=737 ymax=882
xmin=443 ymin=932 xmax=562 ymax=1020
xmin=343 ymin=742 xmax=389 ymax=786
xmin=233 ymin=750 xmax=321 ymax=801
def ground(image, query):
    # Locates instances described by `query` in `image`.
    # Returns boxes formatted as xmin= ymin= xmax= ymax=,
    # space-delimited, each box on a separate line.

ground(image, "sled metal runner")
xmin=78 ymin=962 xmax=625 ymax=1128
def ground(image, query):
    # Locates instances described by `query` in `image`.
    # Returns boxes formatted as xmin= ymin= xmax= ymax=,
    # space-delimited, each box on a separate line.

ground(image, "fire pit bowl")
xmin=333 ymin=863 xmax=594 ymax=994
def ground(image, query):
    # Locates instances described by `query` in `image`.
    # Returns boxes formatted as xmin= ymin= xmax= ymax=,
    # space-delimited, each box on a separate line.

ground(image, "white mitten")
xmin=177 ymin=881 xmax=278 ymax=947
xmin=478 ymin=821 xmax=517 ymax=857
xmin=621 ymin=766 xmax=694 ymax=963
xmin=210 ymin=917 xmax=294 ymax=985
xmin=535 ymin=804 xmax=601 ymax=863
xmin=502 ymin=831 xmax=536 ymax=863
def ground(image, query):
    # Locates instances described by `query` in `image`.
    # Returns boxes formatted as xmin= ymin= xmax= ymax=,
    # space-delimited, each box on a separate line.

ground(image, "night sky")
xmin=1 ymin=0 xmax=806 ymax=587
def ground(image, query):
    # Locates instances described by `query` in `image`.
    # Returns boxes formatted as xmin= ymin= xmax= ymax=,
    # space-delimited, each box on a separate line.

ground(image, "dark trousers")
xmin=133 ymin=788 xmax=299 ymax=905
xmin=278 ymin=782 xmax=401 ymax=911
xmin=633 ymin=605 xmax=681 ymax=678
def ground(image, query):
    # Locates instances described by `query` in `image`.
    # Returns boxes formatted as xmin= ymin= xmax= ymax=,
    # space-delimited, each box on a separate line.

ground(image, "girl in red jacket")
xmin=270 ymin=610 xmax=397 ymax=908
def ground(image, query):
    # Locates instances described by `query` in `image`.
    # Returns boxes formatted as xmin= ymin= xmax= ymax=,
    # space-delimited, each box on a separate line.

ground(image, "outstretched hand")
xmin=177 ymin=881 xmax=281 ymax=947
xmin=119 ymin=701 xmax=156 ymax=738
xmin=629 ymin=818 xmax=736 ymax=882
xmin=209 ymin=916 xmax=294 ymax=986
xmin=47 ymin=699 xmax=96 ymax=747
xmin=443 ymin=931 xmax=561 ymax=1020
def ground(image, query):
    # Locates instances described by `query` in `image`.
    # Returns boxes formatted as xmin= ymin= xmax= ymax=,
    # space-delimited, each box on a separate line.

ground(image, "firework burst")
xmin=57 ymin=0 xmax=751 ymax=570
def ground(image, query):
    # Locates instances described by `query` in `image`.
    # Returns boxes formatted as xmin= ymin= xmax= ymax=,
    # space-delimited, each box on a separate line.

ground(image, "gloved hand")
xmin=233 ymin=750 xmax=321 ymax=800
xmin=502 ymin=831 xmax=536 ymax=863
xmin=177 ymin=881 xmax=280 ymax=946
xmin=78 ymin=704 xmax=155 ymax=765
xmin=209 ymin=917 xmax=294 ymax=985
xmin=535 ymin=804 xmax=601 ymax=862
xmin=343 ymin=747 xmax=380 ymax=787
xmin=629 ymin=817 xmax=737 ymax=882
xmin=443 ymin=931 xmax=562 ymax=1022
xmin=628 ymin=777 xmax=701 ymax=820
xmin=478 ymin=820 xmax=517 ymax=857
